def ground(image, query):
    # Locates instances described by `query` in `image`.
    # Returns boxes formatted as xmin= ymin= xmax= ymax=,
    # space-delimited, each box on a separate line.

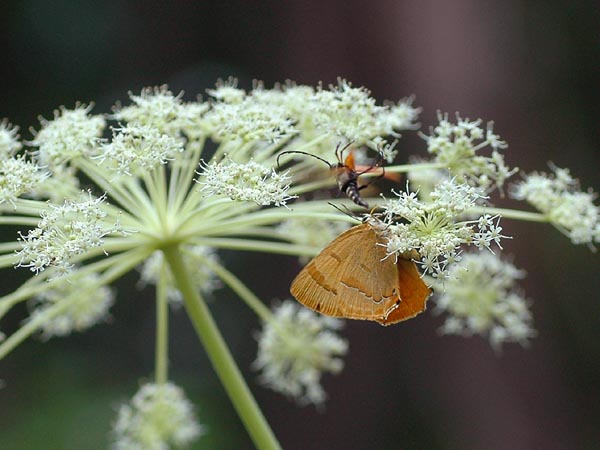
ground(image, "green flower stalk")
xmin=0 ymin=79 xmax=598 ymax=448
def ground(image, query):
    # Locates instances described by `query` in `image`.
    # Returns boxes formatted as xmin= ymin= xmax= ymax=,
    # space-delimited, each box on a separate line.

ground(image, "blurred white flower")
xmin=432 ymin=252 xmax=535 ymax=350
xmin=203 ymin=95 xmax=297 ymax=143
xmin=0 ymin=156 xmax=47 ymax=207
xmin=98 ymin=124 xmax=184 ymax=176
xmin=310 ymin=79 xmax=420 ymax=146
xmin=254 ymin=301 xmax=348 ymax=406
xmin=276 ymin=218 xmax=351 ymax=264
xmin=29 ymin=271 xmax=114 ymax=339
xmin=112 ymin=382 xmax=205 ymax=450
xmin=206 ymin=77 xmax=246 ymax=103
xmin=0 ymin=119 xmax=22 ymax=157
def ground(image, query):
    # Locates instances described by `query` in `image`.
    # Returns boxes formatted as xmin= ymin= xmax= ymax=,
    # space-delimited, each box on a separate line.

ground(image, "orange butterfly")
xmin=290 ymin=220 xmax=431 ymax=325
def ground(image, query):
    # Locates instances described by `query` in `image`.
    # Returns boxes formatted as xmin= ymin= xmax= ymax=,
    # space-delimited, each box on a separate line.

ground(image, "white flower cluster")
xmin=98 ymin=124 xmax=184 ymax=176
xmin=511 ymin=165 xmax=600 ymax=246
xmin=0 ymin=155 xmax=47 ymax=207
xmin=113 ymin=85 xmax=208 ymax=140
xmin=139 ymin=246 xmax=222 ymax=302
xmin=29 ymin=104 xmax=106 ymax=170
xmin=419 ymin=112 xmax=516 ymax=192
xmin=202 ymin=78 xmax=420 ymax=151
xmin=378 ymin=179 xmax=507 ymax=278
xmin=204 ymin=93 xmax=298 ymax=143
xmin=310 ymin=79 xmax=420 ymax=146
xmin=16 ymin=193 xmax=119 ymax=274
xmin=112 ymin=382 xmax=205 ymax=450
xmin=29 ymin=272 xmax=114 ymax=338
xmin=432 ymin=252 xmax=535 ymax=350
xmin=205 ymin=77 xmax=247 ymax=102
xmin=254 ymin=301 xmax=348 ymax=405
xmin=0 ymin=119 xmax=22 ymax=157
xmin=198 ymin=159 xmax=296 ymax=206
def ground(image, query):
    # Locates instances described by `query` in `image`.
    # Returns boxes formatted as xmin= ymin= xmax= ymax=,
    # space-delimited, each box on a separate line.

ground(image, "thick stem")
xmin=162 ymin=244 xmax=281 ymax=450
xmin=155 ymin=261 xmax=169 ymax=384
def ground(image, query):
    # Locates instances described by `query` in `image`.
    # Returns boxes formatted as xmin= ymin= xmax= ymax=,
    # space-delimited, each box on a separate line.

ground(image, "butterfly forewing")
xmin=290 ymin=223 xmax=430 ymax=325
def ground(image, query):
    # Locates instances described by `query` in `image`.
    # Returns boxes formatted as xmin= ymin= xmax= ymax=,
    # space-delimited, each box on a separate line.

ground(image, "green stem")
xmin=195 ymin=237 xmax=320 ymax=257
xmin=385 ymin=161 xmax=446 ymax=173
xmin=198 ymin=256 xmax=272 ymax=323
xmin=288 ymin=134 xmax=330 ymax=153
xmin=162 ymin=245 xmax=281 ymax=450
xmin=0 ymin=241 xmax=23 ymax=252
xmin=468 ymin=206 xmax=548 ymax=223
xmin=0 ymin=254 xmax=19 ymax=269
xmin=183 ymin=209 xmax=355 ymax=239
xmin=288 ymin=178 xmax=334 ymax=196
xmin=0 ymin=297 xmax=72 ymax=359
xmin=7 ymin=198 xmax=49 ymax=215
xmin=170 ymin=139 xmax=204 ymax=214
xmin=76 ymin=159 xmax=141 ymax=214
xmin=0 ymin=217 xmax=40 ymax=226
xmin=155 ymin=260 xmax=169 ymax=384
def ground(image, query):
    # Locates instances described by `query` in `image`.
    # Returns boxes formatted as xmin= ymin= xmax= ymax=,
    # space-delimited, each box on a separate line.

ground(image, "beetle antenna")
xmin=276 ymin=150 xmax=333 ymax=170
xmin=327 ymin=202 xmax=362 ymax=221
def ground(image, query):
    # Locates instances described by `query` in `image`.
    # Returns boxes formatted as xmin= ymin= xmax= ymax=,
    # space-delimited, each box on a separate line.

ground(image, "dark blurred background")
xmin=1 ymin=1 xmax=599 ymax=449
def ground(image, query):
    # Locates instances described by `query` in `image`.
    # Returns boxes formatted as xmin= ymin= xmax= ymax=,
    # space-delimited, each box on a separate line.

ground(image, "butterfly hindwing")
xmin=381 ymin=258 xmax=431 ymax=325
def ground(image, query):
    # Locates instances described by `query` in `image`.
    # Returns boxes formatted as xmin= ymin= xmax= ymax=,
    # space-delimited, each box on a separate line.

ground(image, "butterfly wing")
xmin=378 ymin=258 xmax=431 ymax=325
xmin=291 ymin=224 xmax=430 ymax=325
xmin=291 ymin=224 xmax=366 ymax=317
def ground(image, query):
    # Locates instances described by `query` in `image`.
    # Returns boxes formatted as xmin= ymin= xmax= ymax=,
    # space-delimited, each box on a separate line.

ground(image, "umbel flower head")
xmin=0 ymin=79 xmax=422 ymax=445
xmin=417 ymin=112 xmax=517 ymax=193
xmin=511 ymin=164 xmax=600 ymax=247
xmin=0 ymin=78 xmax=597 ymax=448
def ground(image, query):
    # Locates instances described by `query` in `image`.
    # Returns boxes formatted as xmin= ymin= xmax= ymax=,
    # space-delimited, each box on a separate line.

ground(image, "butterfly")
xmin=290 ymin=220 xmax=431 ymax=325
